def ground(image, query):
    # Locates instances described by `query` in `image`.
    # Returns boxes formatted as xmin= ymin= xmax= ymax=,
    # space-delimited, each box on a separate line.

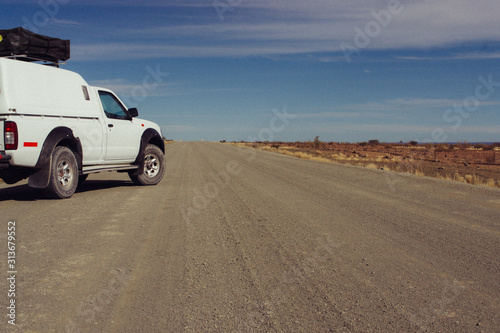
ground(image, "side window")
xmin=98 ymin=91 xmax=129 ymax=120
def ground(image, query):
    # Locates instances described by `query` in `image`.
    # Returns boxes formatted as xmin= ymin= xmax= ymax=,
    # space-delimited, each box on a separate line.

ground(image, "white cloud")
xmin=295 ymin=98 xmax=500 ymax=120
xmin=343 ymin=98 xmax=500 ymax=112
xmin=454 ymin=52 xmax=500 ymax=60
xmin=399 ymin=52 xmax=500 ymax=61
xmin=88 ymin=78 xmax=173 ymax=97
xmin=70 ymin=0 xmax=500 ymax=60
xmin=309 ymin=123 xmax=500 ymax=135
xmin=71 ymin=42 xmax=332 ymax=60
xmin=296 ymin=111 xmax=387 ymax=119
xmin=50 ymin=18 xmax=82 ymax=26
xmin=162 ymin=125 xmax=198 ymax=132
xmin=89 ymin=79 xmax=138 ymax=94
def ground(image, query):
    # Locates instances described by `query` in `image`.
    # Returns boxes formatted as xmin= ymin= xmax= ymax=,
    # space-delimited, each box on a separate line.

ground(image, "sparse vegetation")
xmin=271 ymin=142 xmax=280 ymax=149
xmin=456 ymin=141 xmax=472 ymax=150
xmin=225 ymin=140 xmax=500 ymax=189
xmin=313 ymin=136 xmax=322 ymax=149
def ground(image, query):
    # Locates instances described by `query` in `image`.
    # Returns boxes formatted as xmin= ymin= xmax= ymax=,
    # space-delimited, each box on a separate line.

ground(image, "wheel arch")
xmin=28 ymin=127 xmax=83 ymax=189
xmin=129 ymin=128 xmax=164 ymax=176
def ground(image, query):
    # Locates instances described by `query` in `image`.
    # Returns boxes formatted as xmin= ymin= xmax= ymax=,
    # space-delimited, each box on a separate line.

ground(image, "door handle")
xmin=108 ymin=124 xmax=114 ymax=128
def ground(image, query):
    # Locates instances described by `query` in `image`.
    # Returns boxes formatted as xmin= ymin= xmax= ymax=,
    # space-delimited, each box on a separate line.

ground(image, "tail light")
xmin=4 ymin=121 xmax=18 ymax=150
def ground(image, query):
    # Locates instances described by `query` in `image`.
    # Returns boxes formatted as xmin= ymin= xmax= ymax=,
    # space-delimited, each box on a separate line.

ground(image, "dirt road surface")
xmin=1 ymin=141 xmax=499 ymax=332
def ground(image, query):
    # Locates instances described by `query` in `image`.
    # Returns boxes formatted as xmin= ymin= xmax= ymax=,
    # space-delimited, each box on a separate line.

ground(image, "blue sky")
xmin=2 ymin=0 xmax=500 ymax=142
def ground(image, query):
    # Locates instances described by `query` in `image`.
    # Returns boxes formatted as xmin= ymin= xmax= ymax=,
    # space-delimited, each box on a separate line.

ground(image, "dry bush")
xmin=331 ymin=153 xmax=347 ymax=160
xmin=414 ymin=168 xmax=425 ymax=177
xmin=243 ymin=142 xmax=499 ymax=189
xmin=445 ymin=173 xmax=499 ymax=188
xmin=281 ymin=150 xmax=296 ymax=157
xmin=485 ymin=152 xmax=496 ymax=164
xmin=310 ymin=156 xmax=332 ymax=163
xmin=293 ymin=152 xmax=312 ymax=160
xmin=453 ymin=173 xmax=465 ymax=183
xmin=466 ymin=175 xmax=497 ymax=188
xmin=485 ymin=178 xmax=497 ymax=188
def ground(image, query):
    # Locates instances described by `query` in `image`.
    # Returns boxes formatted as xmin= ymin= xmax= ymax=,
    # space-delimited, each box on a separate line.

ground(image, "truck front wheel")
xmin=43 ymin=146 xmax=79 ymax=199
xmin=129 ymin=144 xmax=165 ymax=185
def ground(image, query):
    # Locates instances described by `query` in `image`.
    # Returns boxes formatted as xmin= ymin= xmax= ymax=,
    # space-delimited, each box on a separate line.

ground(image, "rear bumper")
xmin=0 ymin=153 xmax=12 ymax=168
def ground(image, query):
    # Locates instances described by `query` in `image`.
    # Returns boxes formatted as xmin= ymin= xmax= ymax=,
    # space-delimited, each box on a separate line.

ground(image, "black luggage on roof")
xmin=0 ymin=27 xmax=70 ymax=63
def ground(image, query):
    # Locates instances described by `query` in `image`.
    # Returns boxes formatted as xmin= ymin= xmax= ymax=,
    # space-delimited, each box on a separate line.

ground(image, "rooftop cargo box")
xmin=0 ymin=27 xmax=70 ymax=63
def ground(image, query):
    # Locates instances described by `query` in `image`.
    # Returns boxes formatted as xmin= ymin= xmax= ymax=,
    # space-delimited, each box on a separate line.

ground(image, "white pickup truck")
xmin=0 ymin=57 xmax=166 ymax=198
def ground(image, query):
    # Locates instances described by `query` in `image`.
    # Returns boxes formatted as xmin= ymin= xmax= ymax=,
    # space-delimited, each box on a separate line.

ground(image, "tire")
xmin=78 ymin=174 xmax=89 ymax=185
xmin=129 ymin=144 xmax=165 ymax=185
xmin=43 ymin=146 xmax=79 ymax=199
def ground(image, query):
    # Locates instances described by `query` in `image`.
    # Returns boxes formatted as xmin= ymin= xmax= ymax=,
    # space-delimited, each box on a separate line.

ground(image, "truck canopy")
xmin=0 ymin=58 xmax=99 ymax=117
xmin=0 ymin=27 xmax=70 ymax=63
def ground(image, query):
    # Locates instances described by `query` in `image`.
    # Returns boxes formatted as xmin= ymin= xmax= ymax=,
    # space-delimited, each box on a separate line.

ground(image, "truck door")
xmin=98 ymin=91 xmax=141 ymax=161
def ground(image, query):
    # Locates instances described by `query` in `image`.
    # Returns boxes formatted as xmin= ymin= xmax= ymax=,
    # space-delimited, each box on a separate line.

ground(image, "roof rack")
xmin=1 ymin=54 xmax=64 ymax=67
xmin=0 ymin=27 xmax=70 ymax=66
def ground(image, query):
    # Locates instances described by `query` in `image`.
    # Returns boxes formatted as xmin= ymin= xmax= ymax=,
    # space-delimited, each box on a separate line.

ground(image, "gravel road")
xmin=1 ymin=141 xmax=499 ymax=332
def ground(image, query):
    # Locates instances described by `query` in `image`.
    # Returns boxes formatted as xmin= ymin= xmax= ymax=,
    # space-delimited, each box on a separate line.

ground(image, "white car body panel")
xmin=0 ymin=57 xmax=163 ymax=173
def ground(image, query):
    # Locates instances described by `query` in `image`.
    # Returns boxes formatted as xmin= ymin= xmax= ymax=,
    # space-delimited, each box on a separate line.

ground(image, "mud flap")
xmin=28 ymin=158 xmax=52 ymax=188
xmin=27 ymin=127 xmax=82 ymax=189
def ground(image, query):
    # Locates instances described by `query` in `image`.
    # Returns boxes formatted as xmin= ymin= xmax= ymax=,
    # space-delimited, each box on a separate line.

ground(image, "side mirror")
xmin=128 ymin=108 xmax=139 ymax=118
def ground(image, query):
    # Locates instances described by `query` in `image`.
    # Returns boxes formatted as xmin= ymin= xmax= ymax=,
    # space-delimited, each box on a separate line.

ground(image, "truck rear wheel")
xmin=43 ymin=146 xmax=78 ymax=199
xmin=129 ymin=144 xmax=165 ymax=185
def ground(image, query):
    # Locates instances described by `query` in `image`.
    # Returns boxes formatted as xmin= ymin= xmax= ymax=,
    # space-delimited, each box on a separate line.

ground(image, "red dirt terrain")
xmin=232 ymin=141 xmax=500 ymax=188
